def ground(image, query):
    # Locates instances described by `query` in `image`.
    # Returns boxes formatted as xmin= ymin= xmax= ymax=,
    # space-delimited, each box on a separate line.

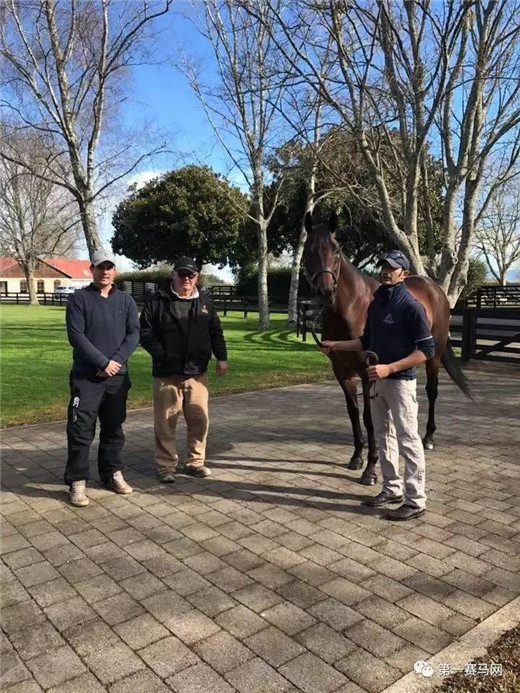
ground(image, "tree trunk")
xmin=22 ymin=260 xmax=39 ymax=306
xmin=287 ymin=199 xmax=315 ymax=326
xmin=78 ymin=197 xmax=102 ymax=257
xmin=257 ymin=219 xmax=270 ymax=330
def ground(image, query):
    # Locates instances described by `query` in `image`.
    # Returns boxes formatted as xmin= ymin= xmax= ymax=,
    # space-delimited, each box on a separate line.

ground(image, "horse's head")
xmin=302 ymin=211 xmax=341 ymax=304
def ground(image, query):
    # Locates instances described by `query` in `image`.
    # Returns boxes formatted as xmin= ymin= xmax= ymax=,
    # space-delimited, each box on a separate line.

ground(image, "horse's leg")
xmin=360 ymin=378 xmax=378 ymax=486
xmin=423 ymin=356 xmax=440 ymax=450
xmin=334 ymin=371 xmax=365 ymax=469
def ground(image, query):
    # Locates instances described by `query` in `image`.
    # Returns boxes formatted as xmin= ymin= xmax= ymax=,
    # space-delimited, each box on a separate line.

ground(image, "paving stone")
xmin=42 ymin=542 xmax=85 ymax=567
xmin=443 ymin=613 xmax=477 ymax=636
xmin=109 ymin=670 xmax=171 ymax=693
xmin=347 ymin=618 xmax=405 ymax=658
xmin=26 ymin=645 xmax=86 ymax=689
xmin=84 ymin=542 xmax=127 ymax=564
xmin=320 ymin=577 xmax=371 ymax=606
xmin=393 ymin=616 xmax=453 ymax=654
xmin=69 ymin=529 xmax=107 ymax=550
xmin=0 ymin=535 xmax=31 ymax=555
xmin=274 ymin=531 xmax=314 ymax=552
xmin=14 ymin=561 xmax=60 ymax=587
xmin=442 ymin=589 xmax=496 ymax=620
xmin=1 ymin=600 xmax=46 ymax=634
xmin=0 ymin=579 xmax=31 ymax=608
xmin=354 ymin=595 xmax=409 ymax=630
xmin=29 ymin=532 xmax=69 ymax=552
xmin=295 ymin=622 xmax=357 ymax=663
xmin=244 ymin=625 xmax=305 ymax=667
xmin=336 ymin=648 xmax=401 ymax=693
xmin=164 ymin=537 xmax=205 ymax=560
xmin=2 ymin=548 xmax=44 ymax=571
xmin=0 ymin=650 xmax=32 ymax=687
xmin=74 ymin=573 xmax=122 ymax=603
xmin=215 ymin=604 xmax=266 ymax=639
xmin=385 ymin=643 xmax=431 ymax=675
xmin=247 ymin=564 xmax=295 ymax=589
xmin=100 ymin=556 xmax=146 ymax=581
xmin=45 ymin=594 xmax=98 ymax=633
xmin=186 ymin=586 xmax=237 ymax=617
xmin=84 ymin=642 xmax=145 ymax=684
xmin=225 ymin=657 xmax=296 ymax=693
xmin=363 ymin=574 xmax=413 ymax=602
xmin=260 ymin=600 xmax=316 ymax=635
xmin=2 ymin=681 xmax=43 ymax=693
xmin=162 ymin=568 xmax=212 ymax=596
xmin=142 ymin=590 xmax=192 ymax=623
xmin=288 ymin=561 xmax=335 ymax=586
xmin=27 ymin=578 xmax=77 ymax=608
xmin=193 ymin=631 xmax=254 ymax=674
xmin=8 ymin=623 xmax=64 ymax=661
xmin=58 ymin=557 xmax=104 ymax=583
xmin=397 ymin=592 xmax=456 ymax=628
xmin=139 ymin=636 xmax=199 ymax=678
xmin=61 ymin=618 xmax=119 ymax=657
xmin=167 ymin=662 xmax=234 ymax=693
xmin=47 ymin=672 xmax=107 ymax=693
xmin=206 ymin=565 xmax=255 ymax=593
xmin=402 ymin=572 xmax=457 ymax=600
xmin=93 ymin=591 xmax=144 ymax=625
xmin=279 ymin=652 xmax=346 ymax=693
xmin=233 ymin=583 xmax=284 ymax=612
xmin=309 ymin=598 xmax=363 ymax=631
xmin=113 ymin=613 xmax=169 ymax=649
xmin=141 ymin=553 xmax=184 ymax=578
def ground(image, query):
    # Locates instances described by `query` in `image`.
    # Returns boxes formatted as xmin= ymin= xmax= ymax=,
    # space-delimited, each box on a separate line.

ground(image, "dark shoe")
xmin=385 ymin=504 xmax=425 ymax=521
xmin=362 ymin=491 xmax=403 ymax=507
xmin=159 ymin=473 xmax=176 ymax=484
xmin=184 ymin=466 xmax=211 ymax=478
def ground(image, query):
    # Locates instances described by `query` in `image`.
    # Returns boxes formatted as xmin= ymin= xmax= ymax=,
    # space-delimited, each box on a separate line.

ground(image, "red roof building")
xmin=0 ymin=257 xmax=91 ymax=295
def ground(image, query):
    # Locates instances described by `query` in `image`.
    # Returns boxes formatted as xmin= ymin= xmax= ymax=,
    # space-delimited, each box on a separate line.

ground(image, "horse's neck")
xmin=333 ymin=254 xmax=376 ymax=333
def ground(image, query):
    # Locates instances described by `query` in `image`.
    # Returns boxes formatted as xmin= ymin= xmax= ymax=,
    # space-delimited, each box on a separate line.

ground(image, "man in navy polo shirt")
xmin=64 ymin=249 xmax=140 ymax=507
xmin=321 ymin=250 xmax=435 ymax=521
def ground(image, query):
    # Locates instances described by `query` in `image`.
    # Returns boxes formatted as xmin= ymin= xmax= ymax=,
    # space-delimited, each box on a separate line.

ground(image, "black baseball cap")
xmin=173 ymin=257 xmax=198 ymax=274
xmin=378 ymin=250 xmax=410 ymax=271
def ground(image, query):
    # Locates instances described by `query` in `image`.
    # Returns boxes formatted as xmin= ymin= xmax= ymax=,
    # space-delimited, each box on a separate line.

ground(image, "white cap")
xmin=90 ymin=248 xmax=116 ymax=266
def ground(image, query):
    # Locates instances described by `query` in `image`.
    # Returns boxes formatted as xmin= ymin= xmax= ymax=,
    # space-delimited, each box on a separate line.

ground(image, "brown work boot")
xmin=185 ymin=466 xmax=211 ymax=478
xmin=70 ymin=480 xmax=89 ymax=507
xmin=108 ymin=471 xmax=132 ymax=495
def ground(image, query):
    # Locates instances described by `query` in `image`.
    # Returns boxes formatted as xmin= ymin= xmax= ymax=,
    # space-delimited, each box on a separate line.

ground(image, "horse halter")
xmin=308 ymin=267 xmax=338 ymax=288
xmin=362 ymin=350 xmax=380 ymax=400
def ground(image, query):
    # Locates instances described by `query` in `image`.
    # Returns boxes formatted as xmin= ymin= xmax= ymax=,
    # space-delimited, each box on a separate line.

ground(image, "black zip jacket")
xmin=360 ymin=281 xmax=435 ymax=380
xmin=139 ymin=284 xmax=227 ymax=377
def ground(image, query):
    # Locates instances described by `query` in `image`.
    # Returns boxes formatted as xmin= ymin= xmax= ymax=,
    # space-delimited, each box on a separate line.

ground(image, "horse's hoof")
xmin=348 ymin=458 xmax=364 ymax=470
xmin=423 ymin=439 xmax=435 ymax=451
xmin=360 ymin=474 xmax=377 ymax=486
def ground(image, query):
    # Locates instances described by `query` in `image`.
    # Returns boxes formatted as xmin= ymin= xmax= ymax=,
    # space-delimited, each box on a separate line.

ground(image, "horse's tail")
xmin=441 ymin=337 xmax=473 ymax=400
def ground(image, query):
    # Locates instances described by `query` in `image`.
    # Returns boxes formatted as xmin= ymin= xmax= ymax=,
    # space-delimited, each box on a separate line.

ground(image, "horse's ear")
xmin=329 ymin=210 xmax=339 ymax=232
xmin=304 ymin=211 xmax=314 ymax=235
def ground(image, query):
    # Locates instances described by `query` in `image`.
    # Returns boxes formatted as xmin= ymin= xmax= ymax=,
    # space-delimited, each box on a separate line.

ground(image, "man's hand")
xmin=320 ymin=340 xmax=336 ymax=354
xmin=216 ymin=360 xmax=228 ymax=376
xmin=367 ymin=364 xmax=392 ymax=380
xmin=96 ymin=360 xmax=122 ymax=377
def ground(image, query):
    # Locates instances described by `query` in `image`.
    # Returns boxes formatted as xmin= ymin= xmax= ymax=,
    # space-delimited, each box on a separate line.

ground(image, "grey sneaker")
xmin=108 ymin=471 xmax=132 ymax=495
xmin=70 ymin=480 xmax=89 ymax=507
xmin=185 ymin=466 xmax=211 ymax=478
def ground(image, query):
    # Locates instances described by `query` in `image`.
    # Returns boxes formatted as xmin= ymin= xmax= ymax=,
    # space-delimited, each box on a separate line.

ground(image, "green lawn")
xmin=0 ymin=304 xmax=331 ymax=428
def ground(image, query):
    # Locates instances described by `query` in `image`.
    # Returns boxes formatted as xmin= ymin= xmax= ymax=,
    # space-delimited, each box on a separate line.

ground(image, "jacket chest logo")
xmin=201 ymin=305 xmax=209 ymax=314
xmin=383 ymin=313 xmax=394 ymax=325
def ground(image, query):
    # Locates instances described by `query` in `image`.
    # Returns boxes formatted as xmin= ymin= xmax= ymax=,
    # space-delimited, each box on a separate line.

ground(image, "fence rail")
xmin=0 ymin=292 xmax=69 ymax=306
xmin=458 ymin=284 xmax=520 ymax=309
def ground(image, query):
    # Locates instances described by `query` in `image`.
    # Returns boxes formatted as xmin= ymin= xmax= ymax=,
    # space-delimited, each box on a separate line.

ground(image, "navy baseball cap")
xmin=378 ymin=250 xmax=410 ymax=271
xmin=173 ymin=257 xmax=198 ymax=274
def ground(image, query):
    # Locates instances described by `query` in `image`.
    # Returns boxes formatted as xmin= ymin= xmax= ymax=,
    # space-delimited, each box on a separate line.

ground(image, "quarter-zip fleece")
xmin=360 ymin=281 xmax=435 ymax=379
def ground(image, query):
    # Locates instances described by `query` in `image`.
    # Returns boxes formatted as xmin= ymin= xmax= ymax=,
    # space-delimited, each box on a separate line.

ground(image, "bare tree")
xmin=475 ymin=183 xmax=520 ymax=284
xmin=244 ymin=0 xmax=520 ymax=305
xmin=0 ymin=141 xmax=80 ymax=306
xmin=0 ymin=0 xmax=172 ymax=256
xmin=183 ymin=0 xmax=291 ymax=329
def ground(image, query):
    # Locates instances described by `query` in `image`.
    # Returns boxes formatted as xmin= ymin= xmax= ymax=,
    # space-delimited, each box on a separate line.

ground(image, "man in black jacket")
xmin=140 ymin=257 xmax=228 ymax=482
xmin=65 ymin=249 xmax=140 ymax=507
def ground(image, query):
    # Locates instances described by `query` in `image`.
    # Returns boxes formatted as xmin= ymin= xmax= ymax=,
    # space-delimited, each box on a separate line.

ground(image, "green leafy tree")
xmin=111 ymin=165 xmax=248 ymax=269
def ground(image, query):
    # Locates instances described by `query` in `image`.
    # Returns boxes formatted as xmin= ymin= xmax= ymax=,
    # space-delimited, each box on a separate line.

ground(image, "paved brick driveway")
xmin=2 ymin=362 xmax=519 ymax=693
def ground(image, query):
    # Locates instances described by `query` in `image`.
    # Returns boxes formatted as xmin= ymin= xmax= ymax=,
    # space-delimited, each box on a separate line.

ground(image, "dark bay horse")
xmin=303 ymin=213 xmax=471 ymax=485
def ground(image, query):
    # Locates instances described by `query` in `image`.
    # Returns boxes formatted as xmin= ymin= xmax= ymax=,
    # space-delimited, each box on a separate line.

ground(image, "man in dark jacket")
xmin=65 ymin=249 xmax=140 ymax=507
xmin=140 ymin=257 xmax=228 ymax=482
xmin=320 ymin=250 xmax=435 ymax=521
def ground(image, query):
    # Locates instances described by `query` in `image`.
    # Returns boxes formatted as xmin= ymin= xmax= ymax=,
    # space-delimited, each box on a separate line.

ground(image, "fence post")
xmin=243 ymin=298 xmax=248 ymax=318
xmin=223 ymin=299 xmax=227 ymax=316
xmin=461 ymin=310 xmax=476 ymax=361
xmin=296 ymin=302 xmax=301 ymax=337
xmin=302 ymin=304 xmax=308 ymax=342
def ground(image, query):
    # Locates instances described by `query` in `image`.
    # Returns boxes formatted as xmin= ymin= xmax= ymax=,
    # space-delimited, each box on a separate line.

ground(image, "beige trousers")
xmin=153 ymin=374 xmax=209 ymax=475
xmin=371 ymin=378 xmax=427 ymax=510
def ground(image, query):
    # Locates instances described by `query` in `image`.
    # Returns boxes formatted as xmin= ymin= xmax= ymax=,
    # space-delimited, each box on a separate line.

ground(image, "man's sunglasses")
xmin=177 ymin=271 xmax=196 ymax=279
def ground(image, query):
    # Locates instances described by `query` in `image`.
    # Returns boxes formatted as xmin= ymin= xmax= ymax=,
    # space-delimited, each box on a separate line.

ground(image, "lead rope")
xmin=362 ymin=350 xmax=379 ymax=400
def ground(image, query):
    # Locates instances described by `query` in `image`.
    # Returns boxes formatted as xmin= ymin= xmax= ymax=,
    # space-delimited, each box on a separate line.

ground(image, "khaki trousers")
xmin=153 ymin=374 xmax=209 ymax=475
xmin=371 ymin=378 xmax=427 ymax=510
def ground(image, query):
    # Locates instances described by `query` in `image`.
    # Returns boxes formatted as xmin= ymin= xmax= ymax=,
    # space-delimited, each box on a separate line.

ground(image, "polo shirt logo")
xmin=201 ymin=305 xmax=209 ymax=314
xmin=383 ymin=313 xmax=394 ymax=325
